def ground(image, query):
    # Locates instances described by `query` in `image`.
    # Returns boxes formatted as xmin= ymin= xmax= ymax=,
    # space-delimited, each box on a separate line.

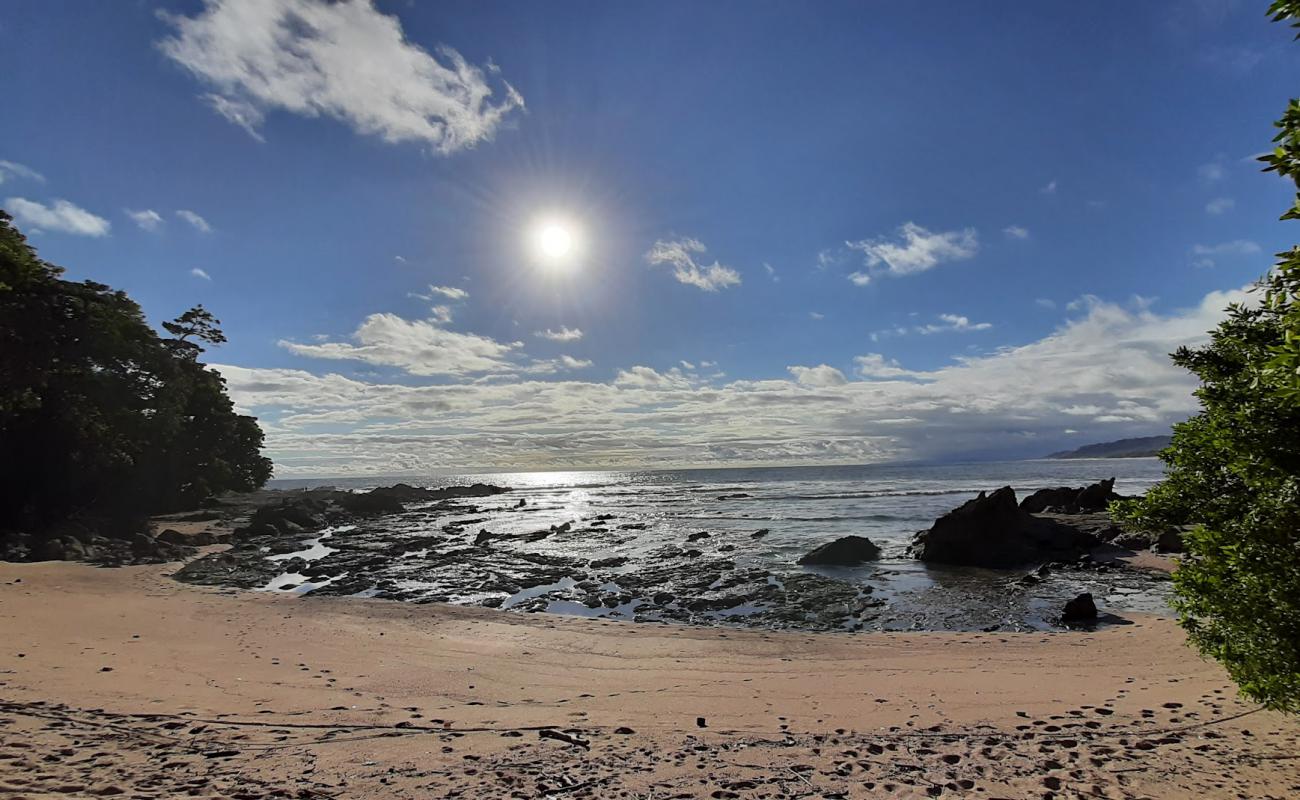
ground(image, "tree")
xmin=1114 ymin=1 xmax=1300 ymax=713
xmin=0 ymin=211 xmax=272 ymax=536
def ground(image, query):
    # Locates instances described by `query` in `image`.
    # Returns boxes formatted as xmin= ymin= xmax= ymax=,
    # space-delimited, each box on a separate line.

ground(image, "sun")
xmin=529 ymin=216 xmax=583 ymax=269
xmin=537 ymin=223 xmax=573 ymax=259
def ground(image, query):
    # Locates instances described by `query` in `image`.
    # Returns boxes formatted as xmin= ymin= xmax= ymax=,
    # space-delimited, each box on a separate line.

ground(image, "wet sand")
xmin=1 ymin=556 xmax=1297 ymax=799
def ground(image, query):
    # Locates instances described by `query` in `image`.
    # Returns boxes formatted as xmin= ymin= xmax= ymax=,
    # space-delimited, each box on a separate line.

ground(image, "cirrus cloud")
xmin=645 ymin=237 xmax=742 ymax=291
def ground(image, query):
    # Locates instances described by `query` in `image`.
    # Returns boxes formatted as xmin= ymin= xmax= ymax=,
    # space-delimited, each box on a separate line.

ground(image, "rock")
xmin=1075 ymin=478 xmax=1119 ymax=511
xmin=474 ymin=529 xmax=493 ymax=547
xmin=589 ymin=556 xmax=628 ymax=569
xmin=797 ymin=535 xmax=882 ymax=566
xmin=129 ymin=533 xmax=158 ymax=558
xmin=1113 ymin=530 xmax=1154 ymax=550
xmin=335 ymin=491 xmax=405 ymax=516
xmin=156 ymin=529 xmax=188 ymax=545
xmin=687 ymin=531 xmax=711 ymax=542
xmin=751 ymin=529 xmax=770 ymax=539
xmin=718 ymin=493 xmax=751 ymax=500
xmin=911 ymin=487 xmax=1103 ymax=568
xmin=1019 ymin=486 xmax=1080 ymax=514
xmin=368 ymin=482 xmax=509 ymax=503
xmin=1020 ymin=478 xmax=1123 ymax=514
xmin=1062 ymin=592 xmax=1098 ymax=622
xmin=1155 ymin=529 xmax=1184 ymax=553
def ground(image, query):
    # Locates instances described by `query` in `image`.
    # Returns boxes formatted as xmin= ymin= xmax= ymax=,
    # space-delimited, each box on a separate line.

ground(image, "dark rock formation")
xmin=797 ymin=535 xmax=882 ymax=566
xmin=911 ymin=487 xmax=1104 ymax=568
xmin=1062 ymin=592 xmax=1098 ymax=622
xmin=1020 ymin=478 xmax=1124 ymax=514
xmin=1155 ymin=529 xmax=1185 ymax=553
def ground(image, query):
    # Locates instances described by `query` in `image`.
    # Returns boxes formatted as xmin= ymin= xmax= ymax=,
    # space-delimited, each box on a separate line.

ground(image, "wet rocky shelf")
xmin=168 ymin=478 xmax=1175 ymax=633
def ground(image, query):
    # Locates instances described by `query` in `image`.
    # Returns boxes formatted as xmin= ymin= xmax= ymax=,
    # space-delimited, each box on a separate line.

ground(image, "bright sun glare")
xmin=538 ymin=224 xmax=572 ymax=259
xmin=530 ymin=218 xmax=581 ymax=268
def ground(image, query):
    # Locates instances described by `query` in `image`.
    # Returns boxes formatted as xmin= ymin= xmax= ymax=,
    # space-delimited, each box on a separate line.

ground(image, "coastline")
xmin=2 ymin=555 xmax=1297 ymax=798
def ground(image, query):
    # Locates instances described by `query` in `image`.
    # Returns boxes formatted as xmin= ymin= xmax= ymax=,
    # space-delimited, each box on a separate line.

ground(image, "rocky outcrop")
xmin=1020 ymin=478 xmax=1124 ymax=514
xmin=911 ymin=487 xmax=1104 ymax=568
xmin=798 ymin=535 xmax=882 ymax=566
xmin=1062 ymin=592 xmax=1098 ymax=622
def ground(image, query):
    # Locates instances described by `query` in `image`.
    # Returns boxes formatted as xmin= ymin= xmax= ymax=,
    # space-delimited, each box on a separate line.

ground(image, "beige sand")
xmin=1 ymin=556 xmax=1297 ymax=799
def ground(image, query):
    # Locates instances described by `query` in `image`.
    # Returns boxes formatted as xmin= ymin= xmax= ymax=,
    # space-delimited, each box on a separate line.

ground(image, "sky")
xmin=2 ymin=0 xmax=1297 ymax=476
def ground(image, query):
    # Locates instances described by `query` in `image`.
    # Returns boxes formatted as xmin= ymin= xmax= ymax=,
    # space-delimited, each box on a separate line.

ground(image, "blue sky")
xmin=2 ymin=0 xmax=1296 ymax=475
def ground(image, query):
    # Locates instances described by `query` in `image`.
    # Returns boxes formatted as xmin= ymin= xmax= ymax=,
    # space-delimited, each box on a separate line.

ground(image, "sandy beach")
xmin=1 ymin=552 xmax=1297 ymax=799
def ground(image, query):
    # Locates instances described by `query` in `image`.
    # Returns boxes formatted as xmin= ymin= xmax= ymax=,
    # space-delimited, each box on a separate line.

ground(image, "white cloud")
xmin=191 ymin=267 xmax=212 ymax=280
xmin=1035 ymin=298 xmax=1057 ymax=310
xmin=429 ymin=305 xmax=454 ymax=324
xmin=204 ymin=94 xmax=266 ymax=141
xmin=763 ymin=262 xmax=778 ymax=281
xmin=215 ymin=286 xmax=1253 ymax=475
xmin=787 ymin=364 xmax=848 ymax=387
xmin=128 ymin=209 xmax=164 ymax=231
xmin=1199 ymin=161 xmax=1226 ymax=182
xmin=645 ymin=237 xmax=741 ymax=291
xmin=1041 ymin=180 xmax=1058 ymax=195
xmin=847 ymin=271 xmax=872 ymax=287
xmin=1205 ymin=197 xmax=1234 ymax=215
xmin=5 ymin=197 xmax=110 ymax=237
xmin=916 ymin=313 xmax=993 ymax=335
xmin=394 ymin=255 xmax=407 ymax=264
xmin=176 ymin=209 xmax=212 ymax=233
xmin=280 ymin=312 xmax=523 ymax=376
xmin=853 ymin=353 xmax=915 ymax=380
xmin=159 ymin=0 xmax=524 ymax=154
xmin=809 ymin=311 xmax=825 ymax=320
xmin=409 ymin=285 xmax=469 ymax=302
xmin=536 ymin=326 xmax=584 ymax=342
xmin=1003 ymin=225 xmax=1029 ymax=240
xmin=815 ymin=248 xmax=844 ymax=271
xmin=560 ymin=355 xmax=591 ymax=370
xmin=1191 ymin=240 xmax=1261 ymax=268
xmin=846 ymin=222 xmax=978 ymax=277
xmin=0 ymin=160 xmax=45 ymax=185
xmin=430 ymin=285 xmax=468 ymax=300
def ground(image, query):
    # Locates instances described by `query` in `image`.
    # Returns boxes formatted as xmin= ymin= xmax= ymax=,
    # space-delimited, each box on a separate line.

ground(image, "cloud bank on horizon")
xmin=216 ymin=285 xmax=1249 ymax=476
xmin=3 ymin=0 xmax=1293 ymax=476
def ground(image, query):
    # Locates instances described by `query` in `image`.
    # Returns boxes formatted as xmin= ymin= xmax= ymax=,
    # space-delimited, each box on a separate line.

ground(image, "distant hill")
xmin=1047 ymin=435 xmax=1172 ymax=459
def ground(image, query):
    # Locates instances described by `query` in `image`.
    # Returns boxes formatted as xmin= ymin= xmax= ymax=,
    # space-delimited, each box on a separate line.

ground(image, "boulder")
xmin=1020 ymin=478 xmax=1123 ymax=514
xmin=1075 ymin=478 xmax=1119 ymax=511
xmin=156 ymin=528 xmax=188 ymax=545
xmin=1062 ymin=592 xmax=1098 ymax=622
xmin=911 ymin=487 xmax=1103 ymax=568
xmin=797 ymin=535 xmax=882 ymax=566
xmin=1018 ymin=486 xmax=1080 ymax=514
xmin=1155 ymin=529 xmax=1184 ymax=553
xmin=335 ymin=491 xmax=405 ymax=516
xmin=1112 ymin=530 xmax=1154 ymax=550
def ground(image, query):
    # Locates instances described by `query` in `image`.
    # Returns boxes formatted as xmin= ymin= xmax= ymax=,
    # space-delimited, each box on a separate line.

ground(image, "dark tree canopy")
xmin=1115 ymin=0 xmax=1300 ymax=714
xmin=0 ymin=211 xmax=272 ymax=536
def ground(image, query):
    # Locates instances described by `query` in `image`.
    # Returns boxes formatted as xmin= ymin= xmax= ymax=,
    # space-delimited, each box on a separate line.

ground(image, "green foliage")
xmin=1114 ymin=2 xmax=1300 ymax=713
xmin=0 ymin=211 xmax=272 ymax=534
